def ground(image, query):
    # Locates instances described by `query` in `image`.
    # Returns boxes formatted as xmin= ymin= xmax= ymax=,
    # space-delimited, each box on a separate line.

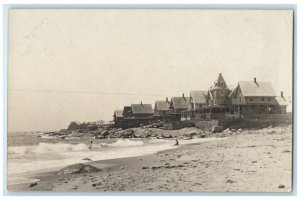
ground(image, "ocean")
xmin=7 ymin=132 xmax=223 ymax=186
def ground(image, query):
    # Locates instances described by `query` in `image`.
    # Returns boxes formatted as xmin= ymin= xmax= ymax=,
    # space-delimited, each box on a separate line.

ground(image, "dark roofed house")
xmin=113 ymin=109 xmax=124 ymax=127
xmin=170 ymin=94 xmax=189 ymax=121
xmin=154 ymin=98 xmax=172 ymax=122
xmin=120 ymin=103 xmax=154 ymax=128
xmin=207 ymin=73 xmax=231 ymax=106
xmin=131 ymin=103 xmax=154 ymax=116
xmin=228 ymin=78 xmax=284 ymax=115
xmin=189 ymin=90 xmax=209 ymax=119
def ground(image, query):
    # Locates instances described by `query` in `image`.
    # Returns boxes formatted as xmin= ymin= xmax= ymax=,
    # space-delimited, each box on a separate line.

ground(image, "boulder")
xmin=212 ymin=126 xmax=223 ymax=133
xmin=95 ymin=135 xmax=105 ymax=139
xmin=117 ymin=129 xmax=134 ymax=138
xmin=57 ymin=163 xmax=101 ymax=175
xmin=100 ymin=130 xmax=110 ymax=137
xmin=29 ymin=182 xmax=38 ymax=188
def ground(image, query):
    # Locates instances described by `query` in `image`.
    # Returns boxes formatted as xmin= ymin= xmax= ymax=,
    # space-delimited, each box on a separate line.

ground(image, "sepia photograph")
xmin=6 ymin=8 xmax=293 ymax=193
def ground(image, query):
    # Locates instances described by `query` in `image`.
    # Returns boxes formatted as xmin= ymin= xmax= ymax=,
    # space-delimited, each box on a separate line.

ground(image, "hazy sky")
xmin=8 ymin=9 xmax=293 ymax=132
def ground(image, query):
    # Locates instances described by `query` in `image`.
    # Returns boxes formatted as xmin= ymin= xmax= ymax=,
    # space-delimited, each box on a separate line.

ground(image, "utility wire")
xmin=9 ymin=88 xmax=174 ymax=97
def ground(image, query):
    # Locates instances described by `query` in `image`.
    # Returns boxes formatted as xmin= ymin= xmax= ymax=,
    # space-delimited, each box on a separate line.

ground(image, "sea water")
xmin=7 ymin=132 xmax=224 ymax=185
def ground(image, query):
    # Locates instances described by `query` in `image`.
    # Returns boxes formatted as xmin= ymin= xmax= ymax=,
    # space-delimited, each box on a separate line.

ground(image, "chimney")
xmin=254 ymin=77 xmax=257 ymax=83
xmin=182 ymin=93 xmax=186 ymax=100
xmin=281 ymin=91 xmax=284 ymax=98
xmin=166 ymin=97 xmax=169 ymax=103
xmin=140 ymin=101 xmax=143 ymax=107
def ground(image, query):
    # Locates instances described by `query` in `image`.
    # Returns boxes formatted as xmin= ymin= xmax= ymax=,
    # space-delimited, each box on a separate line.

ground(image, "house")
xmin=131 ymin=102 xmax=154 ymax=119
xmin=121 ymin=102 xmax=154 ymax=128
xmin=208 ymin=73 xmax=231 ymax=106
xmin=188 ymin=90 xmax=209 ymax=119
xmin=228 ymin=78 xmax=284 ymax=115
xmin=274 ymin=92 xmax=288 ymax=114
xmin=206 ymin=73 xmax=231 ymax=119
xmin=170 ymin=94 xmax=190 ymax=121
xmin=113 ymin=109 xmax=124 ymax=126
xmin=154 ymin=98 xmax=172 ymax=122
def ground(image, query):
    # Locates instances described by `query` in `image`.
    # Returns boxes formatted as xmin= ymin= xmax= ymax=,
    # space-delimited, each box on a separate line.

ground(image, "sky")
xmin=8 ymin=9 xmax=293 ymax=132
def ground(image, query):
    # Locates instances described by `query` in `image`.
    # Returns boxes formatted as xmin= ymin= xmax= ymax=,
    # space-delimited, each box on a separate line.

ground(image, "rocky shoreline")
xmin=44 ymin=121 xmax=257 ymax=141
xmin=9 ymin=124 xmax=292 ymax=192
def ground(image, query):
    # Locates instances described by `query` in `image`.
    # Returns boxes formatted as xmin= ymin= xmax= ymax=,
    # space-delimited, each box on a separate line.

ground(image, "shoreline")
xmin=7 ymin=125 xmax=292 ymax=192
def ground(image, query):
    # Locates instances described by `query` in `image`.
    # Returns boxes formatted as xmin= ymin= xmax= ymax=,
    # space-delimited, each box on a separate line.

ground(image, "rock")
xmin=278 ymin=185 xmax=285 ymax=189
xmin=29 ymin=182 xmax=38 ymax=188
xmin=95 ymin=135 xmax=105 ymax=139
xmin=57 ymin=163 xmax=101 ymax=175
xmin=117 ymin=129 xmax=134 ymax=138
xmin=142 ymin=167 xmax=149 ymax=169
xmin=212 ymin=126 xmax=223 ymax=133
xmin=226 ymin=179 xmax=235 ymax=183
xmin=133 ymin=134 xmax=141 ymax=138
xmin=82 ymin=158 xmax=92 ymax=161
xmin=101 ymin=130 xmax=110 ymax=136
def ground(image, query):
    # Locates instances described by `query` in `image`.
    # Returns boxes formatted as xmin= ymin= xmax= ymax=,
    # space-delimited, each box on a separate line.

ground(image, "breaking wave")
xmin=102 ymin=139 xmax=144 ymax=147
xmin=8 ymin=143 xmax=90 ymax=155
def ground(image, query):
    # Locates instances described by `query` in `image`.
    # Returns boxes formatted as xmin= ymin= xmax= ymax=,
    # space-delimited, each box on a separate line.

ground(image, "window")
xmin=268 ymin=98 xmax=271 ymax=101
xmin=261 ymin=98 xmax=265 ymax=101
xmin=249 ymin=98 xmax=253 ymax=102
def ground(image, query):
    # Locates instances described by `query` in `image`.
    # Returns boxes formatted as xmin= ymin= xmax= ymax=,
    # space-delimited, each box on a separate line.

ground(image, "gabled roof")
xmin=275 ymin=96 xmax=288 ymax=106
xmin=238 ymin=81 xmax=276 ymax=97
xmin=190 ymin=90 xmax=207 ymax=104
xmin=212 ymin=73 xmax=228 ymax=89
xmin=131 ymin=104 xmax=154 ymax=114
xmin=228 ymin=85 xmax=238 ymax=98
xmin=155 ymin=100 xmax=170 ymax=111
xmin=171 ymin=97 xmax=189 ymax=109
xmin=114 ymin=110 xmax=123 ymax=118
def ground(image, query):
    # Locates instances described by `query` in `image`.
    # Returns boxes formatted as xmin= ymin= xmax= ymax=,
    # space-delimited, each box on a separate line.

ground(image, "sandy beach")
xmin=8 ymin=125 xmax=292 ymax=192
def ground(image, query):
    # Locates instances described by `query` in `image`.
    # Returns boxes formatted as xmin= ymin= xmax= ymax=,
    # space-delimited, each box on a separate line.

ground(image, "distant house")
xmin=123 ymin=106 xmax=133 ymax=118
xmin=131 ymin=102 xmax=154 ymax=119
xmin=228 ymin=78 xmax=285 ymax=115
xmin=189 ymin=90 xmax=209 ymax=119
xmin=206 ymin=73 xmax=231 ymax=119
xmin=274 ymin=92 xmax=288 ymax=114
xmin=113 ymin=110 xmax=124 ymax=126
xmin=207 ymin=73 xmax=231 ymax=106
xmin=120 ymin=102 xmax=154 ymax=128
xmin=170 ymin=94 xmax=189 ymax=121
xmin=154 ymin=98 xmax=172 ymax=122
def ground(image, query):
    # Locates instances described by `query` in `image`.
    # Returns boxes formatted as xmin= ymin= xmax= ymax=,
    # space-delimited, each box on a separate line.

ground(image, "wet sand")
xmin=8 ymin=125 xmax=292 ymax=192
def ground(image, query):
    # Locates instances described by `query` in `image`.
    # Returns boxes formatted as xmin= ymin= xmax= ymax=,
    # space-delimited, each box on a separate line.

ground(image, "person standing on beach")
xmin=175 ymin=139 xmax=179 ymax=146
xmin=89 ymin=141 xmax=93 ymax=150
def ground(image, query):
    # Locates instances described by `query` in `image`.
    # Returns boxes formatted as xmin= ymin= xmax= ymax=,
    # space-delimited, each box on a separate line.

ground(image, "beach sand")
xmin=8 ymin=125 xmax=292 ymax=192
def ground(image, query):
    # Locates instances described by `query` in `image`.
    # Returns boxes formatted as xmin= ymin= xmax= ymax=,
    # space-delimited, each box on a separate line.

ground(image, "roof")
xmin=171 ymin=97 xmax=189 ymax=109
xmin=228 ymin=85 xmax=238 ymax=98
xmin=212 ymin=73 xmax=228 ymax=89
xmin=190 ymin=90 xmax=207 ymax=104
xmin=131 ymin=104 xmax=154 ymax=114
xmin=114 ymin=110 xmax=123 ymax=118
xmin=155 ymin=100 xmax=170 ymax=111
xmin=275 ymin=96 xmax=288 ymax=106
xmin=238 ymin=81 xmax=276 ymax=97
